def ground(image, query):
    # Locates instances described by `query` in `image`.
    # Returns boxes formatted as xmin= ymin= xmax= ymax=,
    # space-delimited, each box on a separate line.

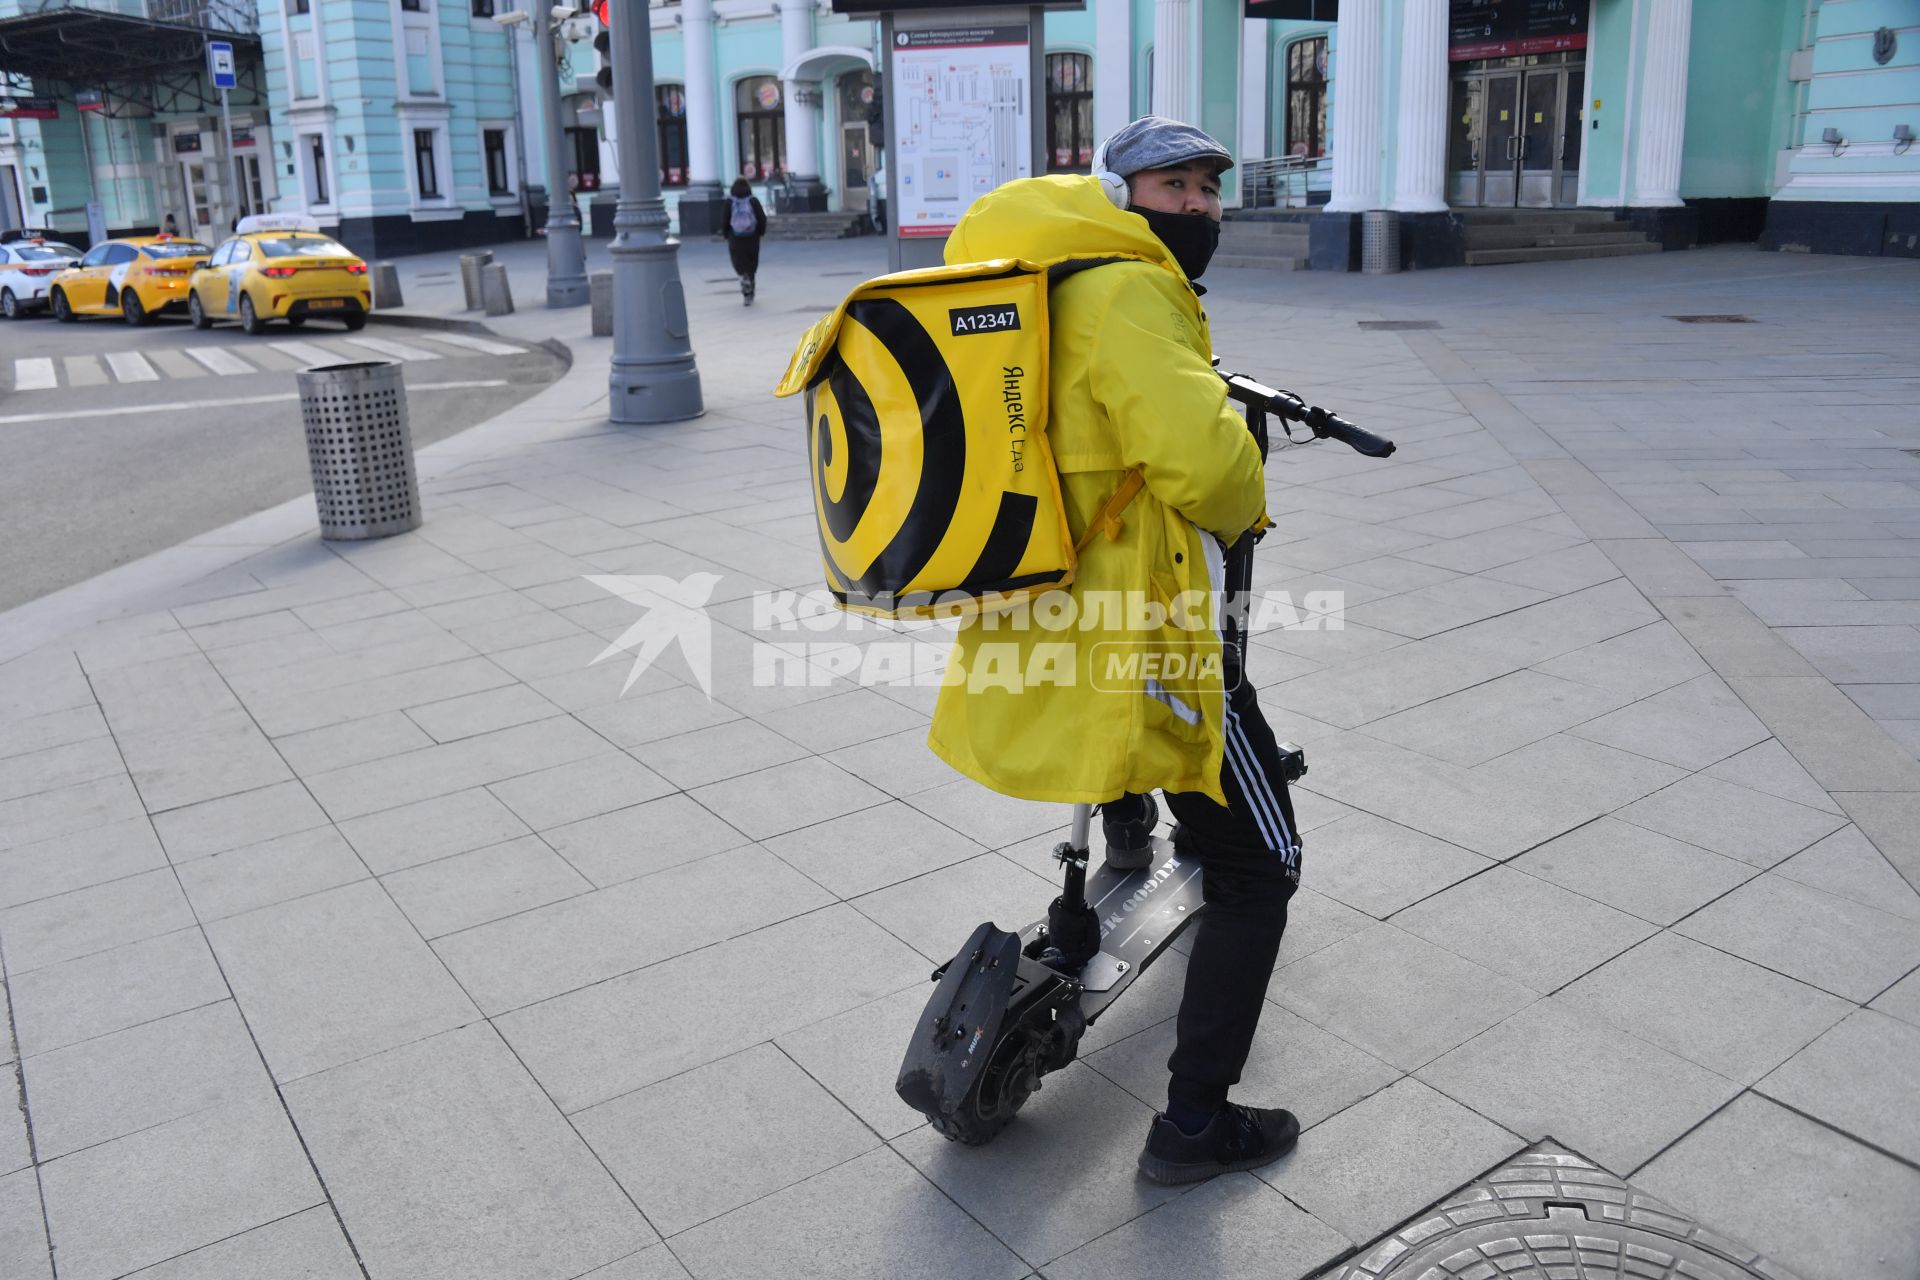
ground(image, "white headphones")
xmin=1091 ymin=133 xmax=1128 ymax=209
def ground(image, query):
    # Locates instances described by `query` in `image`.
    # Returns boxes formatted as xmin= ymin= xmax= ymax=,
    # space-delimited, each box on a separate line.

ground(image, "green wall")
xmin=1679 ymin=0 xmax=1796 ymax=198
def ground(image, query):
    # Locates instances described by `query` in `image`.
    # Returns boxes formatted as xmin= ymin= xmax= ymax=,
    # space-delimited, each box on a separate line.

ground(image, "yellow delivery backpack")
xmin=775 ymin=256 xmax=1145 ymax=621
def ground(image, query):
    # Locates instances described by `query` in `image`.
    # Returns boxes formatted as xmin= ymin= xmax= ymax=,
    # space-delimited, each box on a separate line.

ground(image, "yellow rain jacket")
xmin=927 ymin=175 xmax=1266 ymax=805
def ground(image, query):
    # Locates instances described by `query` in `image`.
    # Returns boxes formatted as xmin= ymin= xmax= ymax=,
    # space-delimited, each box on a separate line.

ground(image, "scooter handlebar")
xmin=1218 ymin=370 xmax=1396 ymax=458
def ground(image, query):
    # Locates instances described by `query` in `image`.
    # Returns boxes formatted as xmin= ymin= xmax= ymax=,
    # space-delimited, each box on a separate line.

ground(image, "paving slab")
xmin=575 ymin=1042 xmax=878 ymax=1236
xmin=1870 ymin=964 xmax=1920 ymax=1025
xmin=284 ymin=1023 xmax=654 ymax=1280
xmin=1415 ymin=996 xmax=1741 ymax=1176
xmin=149 ymin=779 xmax=331 ymax=863
xmin=1041 ymin=1172 xmax=1352 ymax=1280
xmin=0 ymin=1168 xmax=52 ymax=1280
xmin=1260 ymin=1077 xmax=1522 ymax=1248
xmin=205 ymin=878 xmax=478 ymax=1082
xmin=1634 ymin=1092 xmax=1920 ymax=1280
xmin=629 ymin=717 xmax=812 ymax=790
xmin=380 ymin=833 xmax=592 ymax=937
xmin=497 ymin=903 xmax=928 ymax=1113
xmin=484 ymin=752 xmax=676 ymax=831
xmin=122 ymin=1205 xmax=363 ymax=1280
xmin=1510 ymin=815 xmax=1756 ymax=926
xmin=774 ymin=984 xmax=937 ymax=1141
xmin=1294 ymin=813 xmax=1493 ymax=919
xmin=1774 ymin=824 xmax=1920 ymax=922
xmin=37 ymin=1093 xmax=321 ymax=1280
xmin=670 ymin=1146 xmax=1026 ymax=1280
xmin=1757 ymin=1008 xmax=1920 ymax=1165
xmin=1675 ymin=871 xmax=1920 ymax=1003
xmin=434 ymin=843 xmax=831 ymax=1015
xmin=9 ymin=926 xmax=228 ymax=1058
xmin=0 ymin=866 xmax=195 ymax=973
xmin=853 ymin=853 xmax=1057 ymax=962
xmin=20 ymin=1000 xmax=272 ymax=1161
xmin=1271 ymin=923 xmax=1539 ymax=1072
xmin=335 ymin=785 xmax=532 ymax=874
xmin=763 ymin=799 xmax=985 ymax=898
xmin=174 ymin=825 xmax=371 ymax=921
xmin=1615 ymin=773 xmax=1847 ymax=868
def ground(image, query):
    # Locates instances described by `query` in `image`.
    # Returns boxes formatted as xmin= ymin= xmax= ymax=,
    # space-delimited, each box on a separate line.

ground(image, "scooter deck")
xmin=1020 ymin=836 xmax=1204 ymax=1024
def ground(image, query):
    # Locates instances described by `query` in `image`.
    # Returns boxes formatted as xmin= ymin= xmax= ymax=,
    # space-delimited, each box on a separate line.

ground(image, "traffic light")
xmin=592 ymin=0 xmax=612 ymax=96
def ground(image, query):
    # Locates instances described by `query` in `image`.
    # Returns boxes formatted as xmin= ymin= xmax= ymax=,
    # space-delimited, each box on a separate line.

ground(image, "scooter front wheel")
xmin=930 ymin=1032 xmax=1044 ymax=1146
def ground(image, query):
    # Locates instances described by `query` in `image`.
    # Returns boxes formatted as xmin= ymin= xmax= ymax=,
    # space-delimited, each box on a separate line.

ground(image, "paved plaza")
xmin=2 ymin=235 xmax=1918 ymax=1280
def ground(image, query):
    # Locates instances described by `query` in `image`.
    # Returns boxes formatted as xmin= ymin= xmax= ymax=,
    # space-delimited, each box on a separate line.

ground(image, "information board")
xmin=890 ymin=24 xmax=1032 ymax=238
xmin=1448 ymin=0 xmax=1587 ymax=62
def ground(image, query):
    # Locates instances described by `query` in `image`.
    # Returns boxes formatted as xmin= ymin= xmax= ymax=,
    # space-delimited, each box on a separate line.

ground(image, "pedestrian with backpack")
xmin=723 ymin=177 xmax=766 ymax=305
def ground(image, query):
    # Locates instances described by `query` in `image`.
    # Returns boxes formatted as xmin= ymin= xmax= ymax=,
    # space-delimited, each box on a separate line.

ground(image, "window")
xmin=656 ymin=85 xmax=688 ymax=187
xmin=400 ymin=0 xmax=424 ymax=10
xmin=1284 ymin=36 xmax=1328 ymax=158
xmin=470 ymin=0 xmax=493 ymax=14
xmin=79 ymin=244 xmax=112 ymax=268
xmin=566 ymin=126 xmax=599 ymax=185
xmin=105 ymin=244 xmax=139 ymax=265
xmin=734 ymin=76 xmax=784 ymax=181
xmin=484 ymin=128 xmax=512 ymax=194
xmin=305 ymin=133 xmax=329 ymax=204
xmin=1045 ymin=54 xmax=1093 ymax=172
xmin=288 ymin=0 xmax=309 ymax=12
xmin=413 ymin=129 xmax=441 ymax=198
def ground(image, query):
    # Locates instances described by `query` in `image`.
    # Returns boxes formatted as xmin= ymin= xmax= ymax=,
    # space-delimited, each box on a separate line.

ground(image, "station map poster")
xmin=891 ymin=24 xmax=1032 ymax=237
xmin=1448 ymin=0 xmax=1588 ymax=61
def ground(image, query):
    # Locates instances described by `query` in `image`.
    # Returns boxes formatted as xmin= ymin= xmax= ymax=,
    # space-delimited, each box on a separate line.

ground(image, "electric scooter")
xmin=895 ymin=370 xmax=1397 ymax=1145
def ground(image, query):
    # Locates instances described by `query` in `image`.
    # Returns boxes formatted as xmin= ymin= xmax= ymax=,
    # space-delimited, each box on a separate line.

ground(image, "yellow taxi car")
xmin=188 ymin=214 xmax=372 ymax=334
xmin=49 ymin=235 xmax=213 ymax=325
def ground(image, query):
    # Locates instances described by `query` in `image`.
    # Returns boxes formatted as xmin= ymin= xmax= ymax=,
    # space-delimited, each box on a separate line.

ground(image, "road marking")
xmin=0 ymin=380 xmax=510 ymax=425
xmin=104 ymin=352 xmax=161 ymax=383
xmin=410 ymin=330 xmax=526 ymax=357
xmin=63 ymin=356 xmax=110 ymax=387
xmin=271 ymin=340 xmax=347 ymax=367
xmin=344 ymin=335 xmax=441 ymax=361
xmin=13 ymin=358 xmax=58 ymax=391
xmin=185 ymin=347 xmax=259 ymax=376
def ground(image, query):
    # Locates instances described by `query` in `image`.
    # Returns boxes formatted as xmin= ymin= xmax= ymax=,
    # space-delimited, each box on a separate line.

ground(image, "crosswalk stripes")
xmin=9 ymin=330 xmax=533 ymax=392
xmin=103 ymin=352 xmax=161 ymax=383
xmin=14 ymin=358 xmax=56 ymax=391
xmin=184 ymin=348 xmax=257 ymax=376
xmin=343 ymin=335 xmax=440 ymax=361
xmin=412 ymin=330 xmax=526 ymax=358
xmin=270 ymin=339 xmax=345 ymax=367
xmin=62 ymin=356 xmax=110 ymax=387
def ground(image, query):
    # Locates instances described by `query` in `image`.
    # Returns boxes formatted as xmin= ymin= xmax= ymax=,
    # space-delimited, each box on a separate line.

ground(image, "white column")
xmin=681 ymin=0 xmax=721 ymax=194
xmin=1631 ymin=0 xmax=1691 ymax=206
xmin=1237 ymin=18 xmax=1265 ymax=165
xmin=1323 ymin=0 xmax=1384 ymax=211
xmin=778 ymin=0 xmax=823 ymax=192
xmin=1151 ymin=0 xmax=1193 ymax=123
xmin=1389 ymin=0 xmax=1447 ymax=212
xmin=1094 ymin=0 xmax=1132 ymax=144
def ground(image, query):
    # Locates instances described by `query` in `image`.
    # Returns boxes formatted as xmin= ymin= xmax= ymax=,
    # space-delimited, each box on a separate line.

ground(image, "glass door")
xmin=1560 ymin=68 xmax=1585 ymax=206
xmin=1447 ymin=77 xmax=1484 ymax=206
xmin=1518 ymin=69 xmax=1563 ymax=207
xmin=181 ymin=161 xmax=212 ymax=237
xmin=233 ymin=154 xmax=265 ymax=219
xmin=839 ymin=123 xmax=869 ymax=214
xmin=1480 ymin=73 xmax=1522 ymax=207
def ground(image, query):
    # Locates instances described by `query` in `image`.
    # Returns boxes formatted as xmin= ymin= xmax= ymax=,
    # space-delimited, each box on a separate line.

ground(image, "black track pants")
xmin=1157 ymin=634 xmax=1302 ymax=1114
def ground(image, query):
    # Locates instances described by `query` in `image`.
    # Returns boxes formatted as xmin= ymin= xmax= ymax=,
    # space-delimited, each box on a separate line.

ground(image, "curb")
xmin=366 ymin=309 xmax=512 ymax=336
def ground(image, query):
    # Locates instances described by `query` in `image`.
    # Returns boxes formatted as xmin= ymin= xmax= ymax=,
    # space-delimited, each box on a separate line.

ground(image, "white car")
xmin=0 ymin=238 xmax=83 ymax=319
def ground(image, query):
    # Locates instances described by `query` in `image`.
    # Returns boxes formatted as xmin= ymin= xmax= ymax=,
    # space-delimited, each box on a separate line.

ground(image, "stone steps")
xmin=1215 ymin=221 xmax=1310 ymax=271
xmin=1464 ymin=240 xmax=1664 ymax=266
xmin=764 ymin=212 xmax=869 ymax=241
xmin=1465 ymin=225 xmax=1649 ymax=250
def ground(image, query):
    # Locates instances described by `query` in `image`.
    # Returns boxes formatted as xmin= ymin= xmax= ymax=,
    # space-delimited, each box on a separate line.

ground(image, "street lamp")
xmin=494 ymin=2 xmax=588 ymax=308
xmin=605 ymin=0 xmax=702 ymax=423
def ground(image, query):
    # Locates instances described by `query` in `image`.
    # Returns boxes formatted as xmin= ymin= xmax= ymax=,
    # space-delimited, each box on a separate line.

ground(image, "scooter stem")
xmin=1067 ymin=803 xmax=1092 ymax=856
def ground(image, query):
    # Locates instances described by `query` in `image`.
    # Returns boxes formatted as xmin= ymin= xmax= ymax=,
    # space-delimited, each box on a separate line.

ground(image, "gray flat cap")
xmin=1102 ymin=115 xmax=1234 ymax=178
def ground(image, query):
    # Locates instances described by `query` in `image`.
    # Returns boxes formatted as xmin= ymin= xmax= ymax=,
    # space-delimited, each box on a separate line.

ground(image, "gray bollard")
xmin=459 ymin=251 xmax=494 ymax=311
xmin=371 ymin=262 xmax=404 ymax=309
xmin=589 ymin=270 xmax=613 ymax=337
xmin=480 ymin=262 xmax=515 ymax=316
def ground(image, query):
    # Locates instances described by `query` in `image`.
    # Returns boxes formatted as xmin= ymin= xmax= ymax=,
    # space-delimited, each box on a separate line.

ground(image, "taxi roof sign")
xmin=235 ymin=213 xmax=323 ymax=235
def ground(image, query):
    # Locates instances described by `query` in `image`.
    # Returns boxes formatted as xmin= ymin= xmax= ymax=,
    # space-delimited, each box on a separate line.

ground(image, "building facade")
xmin=3 ymin=0 xmax=1913 ymax=262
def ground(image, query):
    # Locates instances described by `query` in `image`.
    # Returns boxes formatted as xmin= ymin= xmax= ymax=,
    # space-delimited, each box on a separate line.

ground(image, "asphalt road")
xmin=0 ymin=309 xmax=565 ymax=613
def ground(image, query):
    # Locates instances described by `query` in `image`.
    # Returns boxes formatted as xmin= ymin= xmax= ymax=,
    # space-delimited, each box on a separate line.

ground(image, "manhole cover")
xmin=1667 ymin=314 xmax=1753 ymax=323
xmin=1359 ymin=320 xmax=1441 ymax=331
xmin=1319 ymin=1144 xmax=1800 ymax=1280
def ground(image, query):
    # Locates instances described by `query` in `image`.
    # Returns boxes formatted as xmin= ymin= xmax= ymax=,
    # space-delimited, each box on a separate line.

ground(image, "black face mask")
xmin=1131 ymin=205 xmax=1222 ymax=281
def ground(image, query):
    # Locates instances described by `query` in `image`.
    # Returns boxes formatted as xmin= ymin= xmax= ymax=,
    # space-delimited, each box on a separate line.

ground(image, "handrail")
xmin=1240 ymin=154 xmax=1323 ymax=210
xmin=144 ymin=0 xmax=260 ymax=36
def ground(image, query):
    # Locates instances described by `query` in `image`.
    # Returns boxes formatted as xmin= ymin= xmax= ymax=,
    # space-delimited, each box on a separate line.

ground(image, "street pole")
xmin=533 ymin=0 xmax=589 ymax=307
xmin=218 ymin=85 xmax=235 ymax=228
xmin=606 ymin=0 xmax=702 ymax=423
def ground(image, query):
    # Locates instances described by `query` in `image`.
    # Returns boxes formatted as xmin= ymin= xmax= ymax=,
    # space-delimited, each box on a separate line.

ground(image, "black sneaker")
xmin=1137 ymin=1104 xmax=1300 ymax=1185
xmin=1101 ymin=793 xmax=1158 ymax=871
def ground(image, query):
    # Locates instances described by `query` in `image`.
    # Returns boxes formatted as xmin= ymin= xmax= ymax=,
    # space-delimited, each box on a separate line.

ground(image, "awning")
xmin=1245 ymin=0 xmax=1338 ymax=19
xmin=0 ymin=4 xmax=259 ymax=86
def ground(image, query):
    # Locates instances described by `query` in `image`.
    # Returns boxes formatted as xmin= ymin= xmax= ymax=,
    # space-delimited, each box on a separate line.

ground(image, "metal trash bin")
xmin=1361 ymin=210 xmax=1401 ymax=275
xmin=295 ymin=361 xmax=422 ymax=540
xmin=459 ymin=251 xmax=493 ymax=311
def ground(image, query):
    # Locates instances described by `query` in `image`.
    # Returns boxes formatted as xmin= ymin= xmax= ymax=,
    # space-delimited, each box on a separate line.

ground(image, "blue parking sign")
xmin=207 ymin=41 xmax=237 ymax=90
